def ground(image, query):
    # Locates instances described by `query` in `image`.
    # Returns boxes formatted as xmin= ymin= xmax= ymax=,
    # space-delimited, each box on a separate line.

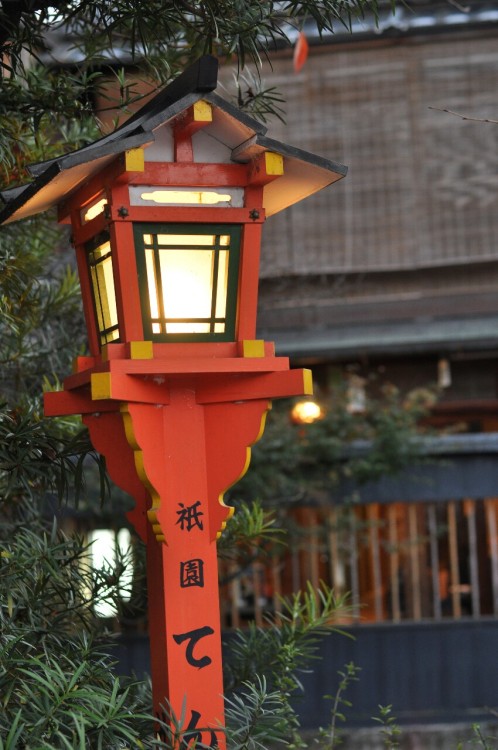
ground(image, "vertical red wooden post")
xmin=119 ymin=388 xmax=274 ymax=747
xmin=83 ymin=396 xmax=229 ymax=747
xmin=128 ymin=388 xmax=226 ymax=746
xmin=47 ymin=367 xmax=309 ymax=747
xmin=147 ymin=526 xmax=225 ymax=748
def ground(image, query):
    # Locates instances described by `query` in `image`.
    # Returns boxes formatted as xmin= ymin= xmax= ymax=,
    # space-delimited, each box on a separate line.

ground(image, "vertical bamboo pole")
xmin=408 ymin=504 xmax=422 ymax=620
xmin=252 ymin=562 xmax=264 ymax=627
xmin=328 ymin=508 xmax=342 ymax=594
xmin=229 ymin=564 xmax=241 ymax=629
xmin=388 ymin=504 xmax=401 ymax=622
xmin=349 ymin=507 xmax=361 ymax=620
xmin=271 ymin=557 xmax=283 ymax=624
xmin=448 ymin=501 xmax=461 ymax=618
xmin=427 ymin=503 xmax=442 ymax=620
xmin=309 ymin=509 xmax=321 ymax=593
xmin=485 ymin=499 xmax=498 ymax=615
xmin=368 ymin=504 xmax=383 ymax=621
xmin=464 ymin=499 xmax=480 ymax=618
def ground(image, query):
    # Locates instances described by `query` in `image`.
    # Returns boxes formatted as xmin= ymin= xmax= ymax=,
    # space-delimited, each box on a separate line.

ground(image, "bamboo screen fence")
xmin=257 ymin=34 xmax=498 ymax=279
xmin=220 ymin=498 xmax=498 ymax=627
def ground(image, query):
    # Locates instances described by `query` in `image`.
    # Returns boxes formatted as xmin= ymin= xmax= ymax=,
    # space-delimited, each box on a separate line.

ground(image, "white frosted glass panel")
xmin=145 ymin=248 xmax=160 ymax=319
xmin=215 ymin=250 xmax=228 ymax=318
xmin=159 ymin=248 xmax=214 ymax=331
xmin=157 ymin=234 xmax=215 ymax=246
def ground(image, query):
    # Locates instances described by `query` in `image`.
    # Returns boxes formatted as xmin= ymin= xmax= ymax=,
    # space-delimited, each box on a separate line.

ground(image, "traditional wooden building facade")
xmin=257 ymin=5 xmax=498 ymax=411
xmin=230 ymin=1 xmax=498 ymax=726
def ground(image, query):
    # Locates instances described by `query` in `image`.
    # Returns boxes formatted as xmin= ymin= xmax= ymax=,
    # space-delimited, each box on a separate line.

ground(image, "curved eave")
xmin=232 ymin=134 xmax=347 ymax=216
xmin=0 ymin=130 xmax=151 ymax=225
xmin=0 ymin=56 xmax=220 ymax=226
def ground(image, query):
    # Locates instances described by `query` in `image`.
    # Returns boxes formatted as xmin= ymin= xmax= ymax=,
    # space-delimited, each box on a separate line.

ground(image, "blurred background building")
xmin=258 ymin=1 xmax=498 ymax=427
xmin=232 ymin=0 xmax=498 ymax=727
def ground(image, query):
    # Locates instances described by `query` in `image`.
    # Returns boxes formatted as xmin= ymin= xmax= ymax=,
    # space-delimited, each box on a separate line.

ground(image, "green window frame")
xmin=86 ymin=232 xmax=120 ymax=347
xmin=134 ymin=223 xmax=241 ymax=342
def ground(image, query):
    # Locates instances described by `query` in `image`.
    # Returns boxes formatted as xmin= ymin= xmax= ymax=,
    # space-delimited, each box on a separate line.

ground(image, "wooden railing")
xmin=220 ymin=498 xmax=498 ymax=627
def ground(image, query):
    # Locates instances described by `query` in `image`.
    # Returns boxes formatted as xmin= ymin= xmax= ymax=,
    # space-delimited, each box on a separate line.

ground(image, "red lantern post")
xmin=0 ymin=56 xmax=347 ymax=748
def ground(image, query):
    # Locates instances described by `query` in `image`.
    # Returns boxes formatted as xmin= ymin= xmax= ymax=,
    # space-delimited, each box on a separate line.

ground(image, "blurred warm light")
xmin=291 ymin=399 xmax=323 ymax=424
xmin=81 ymin=197 xmax=107 ymax=223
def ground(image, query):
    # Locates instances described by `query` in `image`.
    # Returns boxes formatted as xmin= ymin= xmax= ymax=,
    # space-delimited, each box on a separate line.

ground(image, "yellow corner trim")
xmin=91 ymin=372 xmax=112 ymax=400
xmin=130 ymin=340 xmax=153 ymax=360
xmin=125 ymin=148 xmax=145 ymax=172
xmin=193 ymin=100 xmax=213 ymax=122
xmin=265 ymin=151 xmax=284 ymax=176
xmin=120 ymin=404 xmax=164 ymax=543
xmin=242 ymin=339 xmax=265 ymax=358
xmin=303 ymin=368 xmax=314 ymax=396
xmin=216 ymin=403 xmax=272 ymax=539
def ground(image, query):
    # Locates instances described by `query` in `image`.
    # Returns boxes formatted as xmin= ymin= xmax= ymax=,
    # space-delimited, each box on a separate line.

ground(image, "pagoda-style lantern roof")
xmin=0 ymin=55 xmax=346 ymax=225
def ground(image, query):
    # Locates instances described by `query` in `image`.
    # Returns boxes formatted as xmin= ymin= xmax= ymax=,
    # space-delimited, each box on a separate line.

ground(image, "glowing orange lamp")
xmin=0 ymin=56 xmax=346 ymax=748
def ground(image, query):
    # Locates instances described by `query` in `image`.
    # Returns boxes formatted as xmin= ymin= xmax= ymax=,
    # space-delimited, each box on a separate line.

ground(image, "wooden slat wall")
xmin=220 ymin=498 xmax=498 ymax=628
xmin=485 ymin=499 xmax=498 ymax=614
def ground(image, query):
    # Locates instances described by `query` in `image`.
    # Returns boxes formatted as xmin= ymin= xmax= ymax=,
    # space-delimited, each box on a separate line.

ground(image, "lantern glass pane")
xmin=167 ymin=322 xmax=211 ymax=334
xmin=135 ymin=224 xmax=241 ymax=342
xmin=215 ymin=250 xmax=229 ymax=318
xmin=157 ymin=234 xmax=216 ymax=246
xmin=145 ymin=248 xmax=160 ymax=319
xmin=159 ymin=248 xmax=214 ymax=333
xmin=88 ymin=239 xmax=120 ymax=346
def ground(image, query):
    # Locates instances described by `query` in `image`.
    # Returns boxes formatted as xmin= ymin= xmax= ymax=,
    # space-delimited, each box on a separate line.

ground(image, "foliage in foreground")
xmin=0 ymin=522 xmax=152 ymax=748
xmin=0 ymin=0 xmax=387 ymax=192
xmin=0 ymin=516 xmax=351 ymax=748
xmin=3 ymin=519 xmax=489 ymax=749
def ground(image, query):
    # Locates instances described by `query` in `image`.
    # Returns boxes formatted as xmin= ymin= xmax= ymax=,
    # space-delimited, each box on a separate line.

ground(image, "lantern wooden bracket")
xmin=44 ymin=346 xmax=312 ymax=544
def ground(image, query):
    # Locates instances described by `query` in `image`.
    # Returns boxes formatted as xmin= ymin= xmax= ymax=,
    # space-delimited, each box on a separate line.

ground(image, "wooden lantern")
xmin=0 ymin=56 xmax=346 ymax=748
